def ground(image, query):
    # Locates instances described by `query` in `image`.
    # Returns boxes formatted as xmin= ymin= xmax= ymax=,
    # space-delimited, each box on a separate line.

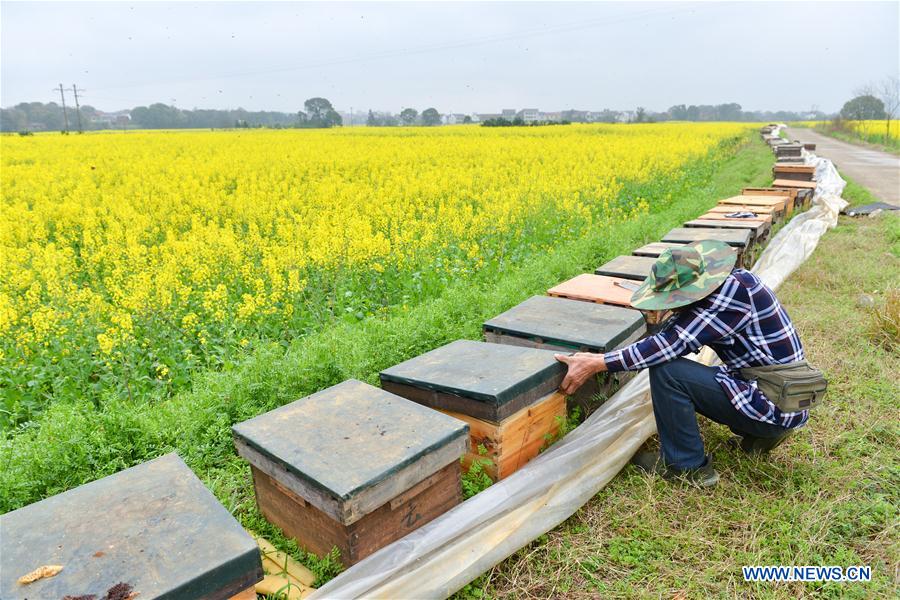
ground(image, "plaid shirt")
xmin=603 ymin=268 xmax=808 ymax=428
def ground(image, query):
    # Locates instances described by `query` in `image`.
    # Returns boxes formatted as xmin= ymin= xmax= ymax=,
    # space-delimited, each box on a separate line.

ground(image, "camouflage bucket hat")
xmin=630 ymin=240 xmax=737 ymax=311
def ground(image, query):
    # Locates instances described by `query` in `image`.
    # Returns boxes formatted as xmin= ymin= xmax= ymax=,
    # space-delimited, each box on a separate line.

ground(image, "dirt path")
xmin=785 ymin=127 xmax=900 ymax=205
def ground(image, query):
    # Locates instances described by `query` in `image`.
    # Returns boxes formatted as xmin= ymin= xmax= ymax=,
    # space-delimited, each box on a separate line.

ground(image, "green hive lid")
xmin=0 ymin=453 xmax=261 ymax=600
xmin=379 ymin=339 xmax=565 ymax=407
xmin=595 ymin=255 xmax=657 ymax=281
xmin=483 ymin=296 xmax=646 ymax=352
xmin=632 ymin=242 xmax=687 ymax=257
xmin=232 ymin=379 xmax=468 ymax=525
xmin=662 ymin=227 xmax=752 ymax=248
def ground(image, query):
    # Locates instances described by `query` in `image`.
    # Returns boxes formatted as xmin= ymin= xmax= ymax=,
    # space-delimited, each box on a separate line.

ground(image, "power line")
xmin=88 ymin=4 xmax=707 ymax=95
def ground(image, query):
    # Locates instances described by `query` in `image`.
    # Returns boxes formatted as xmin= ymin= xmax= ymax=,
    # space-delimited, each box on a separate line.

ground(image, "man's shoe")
xmin=632 ymin=451 xmax=720 ymax=488
xmin=729 ymin=430 xmax=794 ymax=454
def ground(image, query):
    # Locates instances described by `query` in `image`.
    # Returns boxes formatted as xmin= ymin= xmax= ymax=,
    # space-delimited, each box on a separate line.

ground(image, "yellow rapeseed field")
xmin=1 ymin=123 xmax=752 ymax=424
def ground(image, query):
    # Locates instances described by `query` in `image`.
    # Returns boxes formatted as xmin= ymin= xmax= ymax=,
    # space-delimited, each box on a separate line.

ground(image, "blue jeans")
xmin=649 ymin=357 xmax=791 ymax=470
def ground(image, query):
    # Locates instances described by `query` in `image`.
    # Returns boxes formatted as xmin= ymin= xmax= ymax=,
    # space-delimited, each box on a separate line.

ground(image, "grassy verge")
xmin=0 ymin=133 xmax=774 ymax=582
xmin=455 ymin=200 xmax=899 ymax=598
xmin=808 ymin=125 xmax=900 ymax=156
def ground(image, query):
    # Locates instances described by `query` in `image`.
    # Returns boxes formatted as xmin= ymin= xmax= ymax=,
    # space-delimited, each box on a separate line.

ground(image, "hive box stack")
xmin=0 ymin=453 xmax=263 ymax=600
xmin=774 ymin=143 xmax=804 ymax=162
xmin=547 ymin=273 xmax=670 ymax=326
xmin=483 ymin=295 xmax=646 ymax=412
xmin=232 ymin=380 xmax=468 ymax=566
xmin=741 ymin=187 xmax=800 ymax=215
xmin=721 ymin=193 xmax=790 ymax=221
xmin=773 ymin=163 xmax=816 ymax=182
xmin=380 ymin=340 xmax=565 ymax=481
xmin=662 ymin=226 xmax=753 ymax=266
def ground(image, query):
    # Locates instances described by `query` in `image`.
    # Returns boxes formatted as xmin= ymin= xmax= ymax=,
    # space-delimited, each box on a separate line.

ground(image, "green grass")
xmin=0 ymin=133 xmax=776 ymax=581
xmin=453 ymin=198 xmax=900 ymax=599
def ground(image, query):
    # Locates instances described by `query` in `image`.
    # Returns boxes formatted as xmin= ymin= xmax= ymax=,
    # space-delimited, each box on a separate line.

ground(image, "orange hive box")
xmin=548 ymin=273 xmax=670 ymax=325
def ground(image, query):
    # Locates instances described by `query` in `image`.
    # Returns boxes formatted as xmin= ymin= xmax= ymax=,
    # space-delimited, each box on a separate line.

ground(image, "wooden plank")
xmin=547 ymin=274 xmax=670 ymax=325
xmin=0 ymin=454 xmax=263 ymax=600
xmin=483 ymin=295 xmax=646 ymax=353
xmin=380 ymin=340 xmax=565 ymax=424
xmin=446 ymin=392 xmax=567 ymax=481
xmin=773 ymin=163 xmax=815 ymax=174
xmin=232 ymin=379 xmax=468 ymax=526
xmin=251 ymin=461 xmax=461 ymax=566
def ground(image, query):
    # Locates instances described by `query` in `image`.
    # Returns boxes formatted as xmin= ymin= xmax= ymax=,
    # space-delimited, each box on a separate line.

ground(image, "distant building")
xmin=517 ymin=108 xmax=539 ymax=123
xmin=501 ymin=109 xmax=517 ymax=120
xmin=539 ymin=111 xmax=562 ymax=122
xmin=477 ymin=113 xmax=501 ymax=121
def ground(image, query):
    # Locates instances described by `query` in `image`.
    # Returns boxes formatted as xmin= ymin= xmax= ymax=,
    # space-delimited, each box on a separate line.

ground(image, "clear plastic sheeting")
xmin=309 ymin=133 xmax=848 ymax=600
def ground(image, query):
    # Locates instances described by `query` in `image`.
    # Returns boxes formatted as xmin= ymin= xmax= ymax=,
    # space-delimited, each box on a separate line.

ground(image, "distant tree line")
xmin=662 ymin=103 xmax=828 ymax=122
xmin=1 ymin=97 xmax=346 ymax=132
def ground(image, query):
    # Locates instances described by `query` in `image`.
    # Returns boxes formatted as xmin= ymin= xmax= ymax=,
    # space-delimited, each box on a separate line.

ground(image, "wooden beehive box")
xmin=773 ymin=163 xmax=816 ymax=182
xmin=0 ymin=453 xmax=263 ymax=600
xmin=595 ymin=254 xmax=657 ymax=281
xmin=698 ymin=210 xmax=773 ymax=225
xmin=683 ymin=218 xmax=771 ymax=244
xmin=232 ymin=379 xmax=468 ymax=566
xmin=707 ymin=204 xmax=777 ymax=217
xmin=803 ymin=143 xmax=816 ymax=151
xmin=483 ymin=295 xmax=646 ymax=353
xmin=380 ymin=340 xmax=567 ymax=481
xmin=662 ymin=227 xmax=752 ymax=265
xmin=775 ymin=144 xmax=803 ymax=157
xmin=720 ymin=194 xmax=789 ymax=219
xmin=483 ymin=295 xmax=646 ymax=418
xmin=632 ymin=241 xmax=688 ymax=257
xmin=547 ymin=273 xmax=670 ymax=325
xmin=742 ymin=187 xmax=799 ymax=214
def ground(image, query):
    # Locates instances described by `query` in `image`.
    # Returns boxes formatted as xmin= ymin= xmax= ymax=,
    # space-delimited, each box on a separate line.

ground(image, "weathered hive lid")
xmin=774 ymin=163 xmax=815 ymax=172
xmin=721 ymin=194 xmax=788 ymax=206
xmin=232 ymin=379 xmax=468 ymax=526
xmin=632 ymin=241 xmax=688 ymax=257
xmin=379 ymin=340 xmax=565 ymax=423
xmin=772 ymin=178 xmax=817 ymax=189
xmin=547 ymin=274 xmax=635 ymax=307
xmin=0 ymin=453 xmax=261 ymax=600
xmin=684 ymin=219 xmax=768 ymax=237
xmin=662 ymin=227 xmax=752 ymax=248
xmin=483 ymin=295 xmax=646 ymax=352
xmin=595 ymin=255 xmax=657 ymax=281
xmin=698 ymin=212 xmax=773 ymax=225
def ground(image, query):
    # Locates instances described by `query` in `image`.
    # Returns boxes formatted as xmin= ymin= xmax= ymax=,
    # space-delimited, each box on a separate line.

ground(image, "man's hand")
xmin=555 ymin=352 xmax=607 ymax=395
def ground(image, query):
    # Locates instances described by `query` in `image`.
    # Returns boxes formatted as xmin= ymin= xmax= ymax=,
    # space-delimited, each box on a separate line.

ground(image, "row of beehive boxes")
xmin=0 ymin=163 xmax=815 ymax=599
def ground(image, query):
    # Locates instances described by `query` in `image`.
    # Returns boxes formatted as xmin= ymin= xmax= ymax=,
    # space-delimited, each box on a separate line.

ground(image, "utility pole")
xmin=349 ymin=106 xmax=353 ymax=127
xmin=57 ymin=83 xmax=70 ymax=133
xmin=72 ymin=84 xmax=84 ymax=133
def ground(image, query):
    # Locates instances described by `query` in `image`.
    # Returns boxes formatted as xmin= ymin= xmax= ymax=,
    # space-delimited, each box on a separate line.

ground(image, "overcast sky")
xmin=2 ymin=1 xmax=898 ymax=114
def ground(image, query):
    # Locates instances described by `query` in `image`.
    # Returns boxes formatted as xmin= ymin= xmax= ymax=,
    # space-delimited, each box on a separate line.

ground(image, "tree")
xmin=462 ymin=115 xmax=472 ymax=124
xmin=840 ymin=94 xmax=886 ymax=121
xmin=877 ymin=75 xmax=900 ymax=141
xmin=302 ymin=97 xmax=342 ymax=128
xmin=366 ymin=110 xmax=378 ymax=127
xmin=422 ymin=107 xmax=441 ymax=126
xmin=400 ymin=108 xmax=418 ymax=125
xmin=635 ymin=107 xmax=646 ymax=123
